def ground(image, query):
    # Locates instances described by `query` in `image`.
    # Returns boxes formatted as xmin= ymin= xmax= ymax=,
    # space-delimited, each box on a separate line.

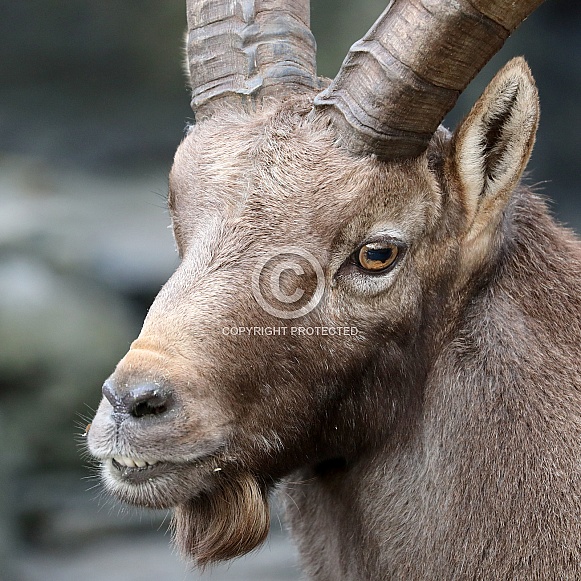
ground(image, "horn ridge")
xmin=314 ymin=37 xmax=460 ymax=158
xmin=315 ymin=0 xmax=545 ymax=159
xmin=187 ymin=0 xmax=318 ymax=120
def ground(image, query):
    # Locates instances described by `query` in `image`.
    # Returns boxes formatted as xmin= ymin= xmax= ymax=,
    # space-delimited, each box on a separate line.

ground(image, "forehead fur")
xmin=169 ymin=97 xmax=447 ymax=247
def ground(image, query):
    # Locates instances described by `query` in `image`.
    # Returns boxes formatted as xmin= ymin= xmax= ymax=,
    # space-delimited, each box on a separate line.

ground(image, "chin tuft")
xmin=172 ymin=472 xmax=271 ymax=566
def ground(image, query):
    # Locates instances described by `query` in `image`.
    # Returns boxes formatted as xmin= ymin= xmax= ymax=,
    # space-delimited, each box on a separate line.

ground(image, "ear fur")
xmin=451 ymin=57 xmax=540 ymax=243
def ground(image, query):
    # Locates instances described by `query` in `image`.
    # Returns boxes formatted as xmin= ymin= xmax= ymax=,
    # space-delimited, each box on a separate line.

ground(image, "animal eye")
xmin=356 ymin=242 xmax=400 ymax=273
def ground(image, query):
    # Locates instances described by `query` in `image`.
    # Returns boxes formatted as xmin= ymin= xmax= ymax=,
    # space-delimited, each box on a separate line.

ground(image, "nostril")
xmin=101 ymin=380 xmax=172 ymax=418
xmin=130 ymin=393 xmax=169 ymax=418
xmin=124 ymin=384 xmax=172 ymax=419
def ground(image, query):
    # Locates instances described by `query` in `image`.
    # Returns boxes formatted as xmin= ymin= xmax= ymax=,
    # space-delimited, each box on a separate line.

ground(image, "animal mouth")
xmin=109 ymin=456 xmax=166 ymax=483
xmin=99 ymin=451 xmax=224 ymax=508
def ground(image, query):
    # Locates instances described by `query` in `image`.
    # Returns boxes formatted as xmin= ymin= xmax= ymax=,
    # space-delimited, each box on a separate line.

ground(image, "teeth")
xmin=112 ymin=456 xmax=159 ymax=469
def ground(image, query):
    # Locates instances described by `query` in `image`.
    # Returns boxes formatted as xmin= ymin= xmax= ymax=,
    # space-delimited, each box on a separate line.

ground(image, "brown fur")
xmin=87 ymin=59 xmax=581 ymax=578
xmin=173 ymin=472 xmax=270 ymax=566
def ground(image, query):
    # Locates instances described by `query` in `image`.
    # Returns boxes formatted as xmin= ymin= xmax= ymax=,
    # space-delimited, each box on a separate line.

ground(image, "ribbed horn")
xmin=187 ymin=0 xmax=319 ymax=120
xmin=314 ymin=0 xmax=545 ymax=159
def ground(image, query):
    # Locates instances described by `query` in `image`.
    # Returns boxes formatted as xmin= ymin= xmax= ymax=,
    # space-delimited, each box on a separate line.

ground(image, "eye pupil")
xmin=365 ymin=248 xmax=393 ymax=263
xmin=357 ymin=243 xmax=399 ymax=272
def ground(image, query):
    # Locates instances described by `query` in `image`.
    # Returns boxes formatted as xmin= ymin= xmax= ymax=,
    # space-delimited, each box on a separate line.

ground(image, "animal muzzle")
xmin=86 ymin=344 xmax=231 ymax=510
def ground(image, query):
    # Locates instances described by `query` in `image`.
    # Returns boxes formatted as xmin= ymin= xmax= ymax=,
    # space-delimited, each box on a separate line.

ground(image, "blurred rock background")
xmin=0 ymin=1 xmax=578 ymax=579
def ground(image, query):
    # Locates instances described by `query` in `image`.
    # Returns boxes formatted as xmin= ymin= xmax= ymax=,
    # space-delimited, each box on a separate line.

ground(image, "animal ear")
xmin=451 ymin=57 xmax=539 ymax=241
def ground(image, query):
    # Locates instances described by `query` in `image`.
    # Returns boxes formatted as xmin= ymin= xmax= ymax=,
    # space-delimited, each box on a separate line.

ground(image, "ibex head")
xmin=88 ymin=0 xmax=543 ymax=566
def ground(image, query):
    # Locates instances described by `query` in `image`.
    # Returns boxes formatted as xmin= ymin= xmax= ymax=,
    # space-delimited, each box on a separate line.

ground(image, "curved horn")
xmin=314 ymin=0 xmax=545 ymax=159
xmin=187 ymin=0 xmax=319 ymax=120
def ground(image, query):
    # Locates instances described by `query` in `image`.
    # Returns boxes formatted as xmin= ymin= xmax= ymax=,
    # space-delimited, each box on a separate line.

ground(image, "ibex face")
xmin=88 ymin=56 xmax=540 ymax=563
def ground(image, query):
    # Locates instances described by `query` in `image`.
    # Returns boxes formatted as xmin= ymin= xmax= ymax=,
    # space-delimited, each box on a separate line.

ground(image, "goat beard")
xmin=172 ymin=471 xmax=271 ymax=566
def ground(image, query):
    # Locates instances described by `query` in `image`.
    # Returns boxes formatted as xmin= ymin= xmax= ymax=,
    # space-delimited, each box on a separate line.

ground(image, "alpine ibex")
xmin=87 ymin=0 xmax=581 ymax=578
